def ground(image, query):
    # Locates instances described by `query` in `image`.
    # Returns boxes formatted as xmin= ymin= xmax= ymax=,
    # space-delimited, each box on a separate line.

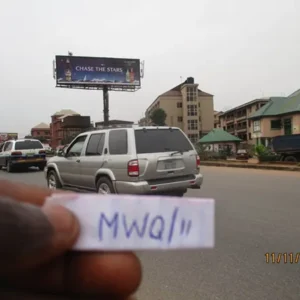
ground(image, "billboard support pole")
xmin=103 ymin=86 xmax=109 ymax=127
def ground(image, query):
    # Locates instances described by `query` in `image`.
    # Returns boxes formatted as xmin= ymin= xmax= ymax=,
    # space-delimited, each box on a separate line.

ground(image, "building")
xmin=218 ymin=98 xmax=269 ymax=143
xmin=145 ymin=77 xmax=214 ymax=143
xmin=50 ymin=109 xmax=91 ymax=148
xmin=249 ymin=89 xmax=300 ymax=146
xmin=31 ymin=122 xmax=50 ymax=142
xmin=95 ymin=119 xmax=134 ymax=129
xmin=214 ymin=111 xmax=223 ymax=128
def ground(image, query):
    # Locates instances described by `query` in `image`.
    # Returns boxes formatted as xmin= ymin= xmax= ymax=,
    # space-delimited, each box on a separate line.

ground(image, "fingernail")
xmin=42 ymin=204 xmax=78 ymax=243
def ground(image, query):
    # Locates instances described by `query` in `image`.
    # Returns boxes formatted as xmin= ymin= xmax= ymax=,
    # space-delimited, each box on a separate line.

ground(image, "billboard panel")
xmin=61 ymin=116 xmax=91 ymax=128
xmin=0 ymin=133 xmax=18 ymax=143
xmin=55 ymin=56 xmax=141 ymax=87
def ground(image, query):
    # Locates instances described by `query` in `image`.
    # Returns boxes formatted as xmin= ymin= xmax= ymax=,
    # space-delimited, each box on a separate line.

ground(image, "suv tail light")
xmin=128 ymin=159 xmax=139 ymax=177
xmin=11 ymin=151 xmax=22 ymax=156
xmin=196 ymin=155 xmax=200 ymax=168
xmin=39 ymin=150 xmax=46 ymax=154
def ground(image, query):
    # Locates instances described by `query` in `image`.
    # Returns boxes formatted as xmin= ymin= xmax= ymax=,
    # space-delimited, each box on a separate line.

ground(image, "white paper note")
xmin=45 ymin=194 xmax=215 ymax=251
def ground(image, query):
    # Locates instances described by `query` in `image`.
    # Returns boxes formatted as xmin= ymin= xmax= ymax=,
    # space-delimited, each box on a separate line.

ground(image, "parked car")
xmin=236 ymin=149 xmax=249 ymax=160
xmin=0 ymin=139 xmax=46 ymax=172
xmin=45 ymin=126 xmax=203 ymax=197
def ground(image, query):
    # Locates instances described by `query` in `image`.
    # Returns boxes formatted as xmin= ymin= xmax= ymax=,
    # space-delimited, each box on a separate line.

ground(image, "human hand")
xmin=0 ymin=180 xmax=142 ymax=299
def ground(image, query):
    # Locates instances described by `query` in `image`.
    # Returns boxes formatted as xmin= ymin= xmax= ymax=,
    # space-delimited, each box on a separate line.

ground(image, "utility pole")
xmin=103 ymin=86 xmax=109 ymax=127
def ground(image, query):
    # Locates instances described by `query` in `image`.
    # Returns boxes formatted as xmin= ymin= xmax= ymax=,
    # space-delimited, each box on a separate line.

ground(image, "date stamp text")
xmin=265 ymin=252 xmax=300 ymax=264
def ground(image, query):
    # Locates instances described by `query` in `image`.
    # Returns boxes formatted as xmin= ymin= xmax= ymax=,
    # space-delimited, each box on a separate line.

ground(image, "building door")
xmin=283 ymin=118 xmax=292 ymax=135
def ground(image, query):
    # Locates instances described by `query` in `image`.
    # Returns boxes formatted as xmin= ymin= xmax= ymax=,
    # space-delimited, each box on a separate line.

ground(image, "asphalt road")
xmin=1 ymin=167 xmax=300 ymax=300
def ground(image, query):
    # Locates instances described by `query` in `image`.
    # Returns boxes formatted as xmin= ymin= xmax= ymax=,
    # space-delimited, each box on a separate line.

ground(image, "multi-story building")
xmin=50 ymin=109 xmax=91 ymax=148
xmin=31 ymin=123 xmax=51 ymax=142
xmin=214 ymin=111 xmax=223 ymax=128
xmin=218 ymin=98 xmax=269 ymax=143
xmin=249 ymin=89 xmax=300 ymax=146
xmin=145 ymin=77 xmax=214 ymax=143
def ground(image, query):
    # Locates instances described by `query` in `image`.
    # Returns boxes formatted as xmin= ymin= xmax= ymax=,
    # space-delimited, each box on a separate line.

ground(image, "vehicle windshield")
xmin=134 ymin=128 xmax=193 ymax=154
xmin=15 ymin=140 xmax=44 ymax=150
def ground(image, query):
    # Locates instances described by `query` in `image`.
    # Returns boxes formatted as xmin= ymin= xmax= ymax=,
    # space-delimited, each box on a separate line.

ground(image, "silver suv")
xmin=45 ymin=126 xmax=203 ymax=196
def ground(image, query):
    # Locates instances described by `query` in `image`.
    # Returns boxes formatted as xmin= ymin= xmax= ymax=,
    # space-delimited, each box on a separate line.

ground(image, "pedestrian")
xmin=0 ymin=180 xmax=141 ymax=299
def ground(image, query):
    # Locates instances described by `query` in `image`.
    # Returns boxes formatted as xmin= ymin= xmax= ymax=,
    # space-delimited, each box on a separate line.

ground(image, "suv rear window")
xmin=15 ymin=140 xmax=43 ymax=150
xmin=134 ymin=129 xmax=193 ymax=154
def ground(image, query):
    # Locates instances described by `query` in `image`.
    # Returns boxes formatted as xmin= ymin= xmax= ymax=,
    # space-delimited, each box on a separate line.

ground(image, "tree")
xmin=150 ymin=108 xmax=167 ymax=126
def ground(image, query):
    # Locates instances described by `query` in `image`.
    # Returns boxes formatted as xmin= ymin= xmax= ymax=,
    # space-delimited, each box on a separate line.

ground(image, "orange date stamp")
xmin=265 ymin=252 xmax=300 ymax=264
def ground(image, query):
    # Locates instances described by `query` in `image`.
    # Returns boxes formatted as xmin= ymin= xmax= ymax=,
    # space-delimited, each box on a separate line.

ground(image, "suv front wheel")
xmin=47 ymin=170 xmax=62 ymax=190
xmin=96 ymin=177 xmax=115 ymax=194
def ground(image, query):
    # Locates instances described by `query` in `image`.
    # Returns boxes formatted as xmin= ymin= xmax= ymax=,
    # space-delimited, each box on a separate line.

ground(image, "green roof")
xmin=198 ymin=129 xmax=242 ymax=144
xmin=249 ymin=92 xmax=300 ymax=119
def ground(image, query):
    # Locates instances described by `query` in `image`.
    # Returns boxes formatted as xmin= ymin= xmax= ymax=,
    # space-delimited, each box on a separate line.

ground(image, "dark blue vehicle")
xmin=272 ymin=134 xmax=300 ymax=162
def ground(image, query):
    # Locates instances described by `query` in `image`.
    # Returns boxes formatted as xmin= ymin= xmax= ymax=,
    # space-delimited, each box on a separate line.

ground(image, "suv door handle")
xmin=76 ymin=159 xmax=80 ymax=163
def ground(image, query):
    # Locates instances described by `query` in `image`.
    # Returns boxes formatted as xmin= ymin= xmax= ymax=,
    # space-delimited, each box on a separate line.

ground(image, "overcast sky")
xmin=0 ymin=0 xmax=299 ymax=137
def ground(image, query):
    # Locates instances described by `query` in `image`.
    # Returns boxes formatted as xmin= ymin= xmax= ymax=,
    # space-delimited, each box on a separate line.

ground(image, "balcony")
xmin=236 ymin=127 xmax=247 ymax=133
xmin=225 ymin=118 xmax=234 ymax=125
xmin=226 ymin=127 xmax=235 ymax=133
xmin=235 ymin=114 xmax=247 ymax=121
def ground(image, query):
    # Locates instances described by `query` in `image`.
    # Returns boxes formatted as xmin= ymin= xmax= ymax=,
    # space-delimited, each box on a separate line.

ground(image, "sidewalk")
xmin=201 ymin=160 xmax=300 ymax=172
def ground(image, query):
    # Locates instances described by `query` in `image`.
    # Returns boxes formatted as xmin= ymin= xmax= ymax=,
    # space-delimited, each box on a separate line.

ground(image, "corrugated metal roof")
xmin=249 ymin=94 xmax=300 ymax=119
xmin=53 ymin=109 xmax=79 ymax=116
xmin=219 ymin=98 xmax=270 ymax=116
xmin=198 ymin=128 xmax=241 ymax=144
xmin=32 ymin=122 xmax=50 ymax=129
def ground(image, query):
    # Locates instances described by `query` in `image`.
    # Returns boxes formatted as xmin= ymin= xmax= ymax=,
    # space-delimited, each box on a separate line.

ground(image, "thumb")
xmin=0 ymin=197 xmax=79 ymax=274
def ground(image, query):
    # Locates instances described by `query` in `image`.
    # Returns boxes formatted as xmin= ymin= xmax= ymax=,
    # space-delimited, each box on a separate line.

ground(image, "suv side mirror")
xmin=58 ymin=148 xmax=67 ymax=157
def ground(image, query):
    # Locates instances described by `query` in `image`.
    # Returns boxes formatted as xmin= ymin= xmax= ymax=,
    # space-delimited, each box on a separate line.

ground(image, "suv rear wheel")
xmin=47 ymin=170 xmax=62 ymax=190
xmin=6 ymin=161 xmax=14 ymax=173
xmin=97 ymin=177 xmax=115 ymax=194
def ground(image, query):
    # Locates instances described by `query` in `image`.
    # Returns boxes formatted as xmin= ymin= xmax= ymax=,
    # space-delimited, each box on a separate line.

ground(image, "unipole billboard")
xmin=55 ymin=55 xmax=141 ymax=88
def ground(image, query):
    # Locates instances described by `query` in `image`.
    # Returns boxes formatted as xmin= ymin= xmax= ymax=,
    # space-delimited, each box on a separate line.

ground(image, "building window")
xmin=248 ymin=133 xmax=252 ymax=140
xmin=188 ymin=119 xmax=198 ymax=130
xmin=253 ymin=120 xmax=261 ymax=132
xmin=270 ymin=119 xmax=281 ymax=130
xmin=177 ymin=102 xmax=182 ymax=108
xmin=37 ymin=131 xmax=40 ymax=135
xmin=177 ymin=116 xmax=183 ymax=122
xmin=188 ymin=133 xmax=198 ymax=144
xmin=187 ymin=105 xmax=197 ymax=116
xmin=198 ymin=102 xmax=200 ymax=107
xmin=248 ymin=121 xmax=251 ymax=128
xmin=187 ymin=87 xmax=197 ymax=102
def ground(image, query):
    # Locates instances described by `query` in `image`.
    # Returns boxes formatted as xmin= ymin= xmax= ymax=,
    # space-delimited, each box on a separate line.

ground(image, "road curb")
xmin=201 ymin=161 xmax=300 ymax=172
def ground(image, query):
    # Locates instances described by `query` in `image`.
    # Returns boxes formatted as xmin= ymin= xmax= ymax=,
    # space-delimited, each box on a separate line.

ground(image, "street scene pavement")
xmin=1 ymin=167 xmax=300 ymax=299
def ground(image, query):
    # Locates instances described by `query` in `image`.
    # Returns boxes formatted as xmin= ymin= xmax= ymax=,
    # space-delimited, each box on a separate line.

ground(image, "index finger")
xmin=0 ymin=180 xmax=66 ymax=206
